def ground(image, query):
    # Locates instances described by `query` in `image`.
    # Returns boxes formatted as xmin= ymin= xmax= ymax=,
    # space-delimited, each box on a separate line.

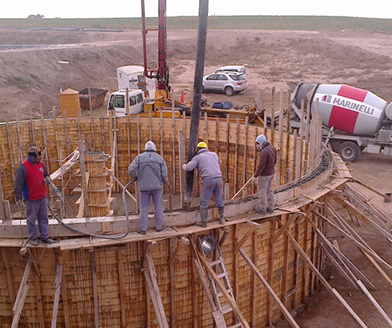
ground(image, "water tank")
xmin=292 ymin=83 xmax=387 ymax=136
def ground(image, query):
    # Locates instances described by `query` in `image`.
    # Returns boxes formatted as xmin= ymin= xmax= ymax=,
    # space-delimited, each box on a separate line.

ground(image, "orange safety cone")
xmin=181 ymin=90 xmax=185 ymax=103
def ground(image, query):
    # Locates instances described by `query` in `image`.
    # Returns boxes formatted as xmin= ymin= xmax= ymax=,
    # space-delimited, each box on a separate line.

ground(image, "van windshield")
xmin=109 ymin=95 xmax=125 ymax=108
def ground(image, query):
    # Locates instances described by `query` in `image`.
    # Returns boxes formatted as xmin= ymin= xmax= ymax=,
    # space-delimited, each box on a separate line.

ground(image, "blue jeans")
xmin=139 ymin=189 xmax=164 ymax=231
xmin=25 ymin=198 xmax=49 ymax=240
xmin=200 ymin=177 xmax=224 ymax=209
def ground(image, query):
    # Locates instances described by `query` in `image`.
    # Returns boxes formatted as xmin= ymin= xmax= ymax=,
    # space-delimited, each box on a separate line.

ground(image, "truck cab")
xmin=107 ymin=89 xmax=145 ymax=117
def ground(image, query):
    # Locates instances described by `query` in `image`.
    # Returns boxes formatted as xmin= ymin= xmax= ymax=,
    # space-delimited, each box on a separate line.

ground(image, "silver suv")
xmin=202 ymin=72 xmax=247 ymax=96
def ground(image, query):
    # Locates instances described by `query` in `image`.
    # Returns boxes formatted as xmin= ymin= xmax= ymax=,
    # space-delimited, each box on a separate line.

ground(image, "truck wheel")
xmin=337 ymin=141 xmax=360 ymax=162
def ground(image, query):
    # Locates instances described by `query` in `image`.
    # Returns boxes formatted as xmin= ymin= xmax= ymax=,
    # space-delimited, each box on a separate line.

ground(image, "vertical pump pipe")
xmin=185 ymin=0 xmax=209 ymax=203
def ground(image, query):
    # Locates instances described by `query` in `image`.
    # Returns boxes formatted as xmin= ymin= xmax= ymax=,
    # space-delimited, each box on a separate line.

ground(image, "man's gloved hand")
xmin=44 ymin=177 xmax=51 ymax=185
xmin=182 ymin=164 xmax=187 ymax=170
xmin=252 ymin=176 xmax=258 ymax=185
xmin=16 ymin=200 xmax=25 ymax=208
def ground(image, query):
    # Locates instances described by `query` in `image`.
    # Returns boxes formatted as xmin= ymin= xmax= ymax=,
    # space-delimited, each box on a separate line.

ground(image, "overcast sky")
xmin=2 ymin=0 xmax=392 ymax=19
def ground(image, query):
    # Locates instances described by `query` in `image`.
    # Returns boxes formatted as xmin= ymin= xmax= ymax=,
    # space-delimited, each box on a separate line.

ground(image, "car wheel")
xmin=337 ymin=141 xmax=360 ymax=162
xmin=224 ymin=86 xmax=234 ymax=96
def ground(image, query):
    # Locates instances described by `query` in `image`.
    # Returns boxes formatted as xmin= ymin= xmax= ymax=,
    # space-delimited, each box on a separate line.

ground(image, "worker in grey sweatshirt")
xmin=182 ymin=141 xmax=225 ymax=227
xmin=129 ymin=141 xmax=169 ymax=235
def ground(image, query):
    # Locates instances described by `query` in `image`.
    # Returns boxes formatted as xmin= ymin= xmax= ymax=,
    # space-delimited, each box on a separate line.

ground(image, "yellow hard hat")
xmin=196 ymin=141 xmax=207 ymax=150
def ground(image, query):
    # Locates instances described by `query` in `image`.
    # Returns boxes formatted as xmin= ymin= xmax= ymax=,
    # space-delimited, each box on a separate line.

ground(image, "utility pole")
xmin=185 ymin=0 xmax=209 ymax=203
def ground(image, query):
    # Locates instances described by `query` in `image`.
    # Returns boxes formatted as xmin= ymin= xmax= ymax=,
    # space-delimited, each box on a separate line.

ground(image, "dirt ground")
xmin=1 ymin=26 xmax=392 ymax=327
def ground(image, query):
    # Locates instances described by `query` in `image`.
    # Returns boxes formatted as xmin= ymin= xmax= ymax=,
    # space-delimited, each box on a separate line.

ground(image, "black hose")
xmin=47 ymin=180 xmax=136 ymax=240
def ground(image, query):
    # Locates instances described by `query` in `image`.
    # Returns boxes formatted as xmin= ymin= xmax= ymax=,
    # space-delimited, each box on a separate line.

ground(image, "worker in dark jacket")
xmin=253 ymin=135 xmax=277 ymax=215
xmin=182 ymin=141 xmax=225 ymax=227
xmin=14 ymin=146 xmax=55 ymax=246
xmin=129 ymin=141 xmax=169 ymax=235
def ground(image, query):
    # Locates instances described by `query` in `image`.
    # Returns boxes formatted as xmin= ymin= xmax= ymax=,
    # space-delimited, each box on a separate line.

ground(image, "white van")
xmin=214 ymin=65 xmax=247 ymax=77
xmin=107 ymin=89 xmax=145 ymax=117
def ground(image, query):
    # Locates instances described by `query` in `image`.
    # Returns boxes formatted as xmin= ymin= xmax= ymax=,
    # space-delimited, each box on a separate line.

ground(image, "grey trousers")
xmin=257 ymin=174 xmax=275 ymax=212
xmin=200 ymin=177 xmax=224 ymax=209
xmin=139 ymin=189 xmax=164 ymax=231
xmin=25 ymin=198 xmax=49 ymax=241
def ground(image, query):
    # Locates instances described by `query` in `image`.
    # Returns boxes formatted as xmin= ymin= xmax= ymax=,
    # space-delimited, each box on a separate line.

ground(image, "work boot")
xmin=253 ymin=205 xmax=266 ymax=215
xmin=195 ymin=207 xmax=208 ymax=228
xmin=30 ymin=239 xmax=39 ymax=247
xmin=218 ymin=206 xmax=226 ymax=225
xmin=42 ymin=238 xmax=55 ymax=244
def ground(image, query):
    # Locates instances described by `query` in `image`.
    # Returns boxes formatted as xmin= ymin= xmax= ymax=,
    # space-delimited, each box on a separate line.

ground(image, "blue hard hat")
xmin=255 ymin=134 xmax=267 ymax=146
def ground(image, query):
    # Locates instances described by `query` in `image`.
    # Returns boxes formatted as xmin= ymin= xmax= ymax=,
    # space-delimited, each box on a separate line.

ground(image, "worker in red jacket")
xmin=253 ymin=135 xmax=277 ymax=215
xmin=14 ymin=146 xmax=55 ymax=246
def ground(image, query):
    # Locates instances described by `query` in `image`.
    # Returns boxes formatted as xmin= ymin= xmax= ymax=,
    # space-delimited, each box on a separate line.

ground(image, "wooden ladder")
xmin=207 ymin=256 xmax=244 ymax=328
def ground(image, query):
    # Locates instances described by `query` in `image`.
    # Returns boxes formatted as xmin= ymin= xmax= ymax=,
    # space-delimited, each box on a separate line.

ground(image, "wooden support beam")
xmin=268 ymin=219 xmax=276 ymax=326
xmin=51 ymin=261 xmax=63 ymax=328
xmin=58 ymin=252 xmax=70 ymax=328
xmin=278 ymin=220 xmax=369 ymax=328
xmin=11 ymin=284 xmax=29 ymax=328
xmin=144 ymin=250 xmax=170 ymax=328
xmin=13 ymin=260 xmax=31 ymax=315
xmin=197 ymin=249 xmax=251 ymax=328
xmin=105 ymin=167 xmax=137 ymax=204
xmin=271 ymin=213 xmax=300 ymax=244
xmin=239 ymin=248 xmax=300 ymax=328
xmin=32 ymin=252 xmax=45 ymax=328
xmin=234 ymin=224 xmax=257 ymax=254
xmin=314 ymin=211 xmax=392 ymax=272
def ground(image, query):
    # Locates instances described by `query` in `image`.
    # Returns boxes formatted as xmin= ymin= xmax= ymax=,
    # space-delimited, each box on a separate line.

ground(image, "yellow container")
xmin=59 ymin=88 xmax=80 ymax=118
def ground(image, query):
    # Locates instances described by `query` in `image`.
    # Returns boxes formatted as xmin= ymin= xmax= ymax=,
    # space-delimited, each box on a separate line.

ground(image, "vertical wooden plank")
xmin=276 ymin=92 xmax=284 ymax=186
xmin=203 ymin=112 xmax=208 ymax=142
xmin=160 ymin=110 xmax=164 ymax=157
xmin=172 ymin=108 xmax=176 ymax=193
xmin=16 ymin=120 xmax=23 ymax=163
xmin=304 ymin=103 xmax=311 ymax=174
xmin=302 ymin=214 xmax=309 ymax=301
xmin=243 ymin=116 xmax=249 ymax=187
xmin=90 ymin=250 xmax=100 ymax=328
xmin=78 ymin=140 xmax=90 ymax=218
xmin=100 ymin=117 xmax=106 ymax=153
xmin=1 ymin=249 xmax=15 ymax=310
xmin=0 ymin=171 xmax=5 ymax=219
xmin=281 ymin=220 xmax=290 ymax=307
xmin=215 ymin=117 xmax=219 ymax=153
xmin=225 ymin=114 xmax=230 ymax=183
xmin=41 ymin=106 xmax=50 ymax=173
xmin=293 ymin=220 xmax=300 ymax=308
xmin=169 ymin=238 xmax=177 ymax=328
xmin=29 ymin=112 xmax=35 ymax=145
xmin=88 ymin=88 xmax=96 ymax=149
xmin=58 ymin=252 xmax=70 ymax=328
xmin=310 ymin=213 xmax=319 ymax=294
xmin=191 ymin=239 xmax=198 ymax=328
xmin=178 ymin=130 xmax=185 ymax=208
xmin=233 ymin=225 xmax=239 ymax=298
xmin=270 ymin=87 xmax=276 ymax=146
xmin=33 ymin=250 xmax=45 ymax=328
xmin=6 ymin=121 xmax=16 ymax=182
xmin=234 ymin=118 xmax=240 ymax=193
xmin=51 ymin=261 xmax=63 ymax=328
xmin=251 ymin=230 xmax=258 ymax=327
xmin=117 ymin=247 xmax=127 ymax=328
xmin=149 ymin=110 xmax=153 ymax=140
xmin=268 ymin=219 xmax=276 ymax=326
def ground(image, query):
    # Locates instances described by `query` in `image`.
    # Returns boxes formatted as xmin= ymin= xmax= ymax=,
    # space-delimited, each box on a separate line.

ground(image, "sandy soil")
xmin=1 ymin=26 xmax=392 ymax=327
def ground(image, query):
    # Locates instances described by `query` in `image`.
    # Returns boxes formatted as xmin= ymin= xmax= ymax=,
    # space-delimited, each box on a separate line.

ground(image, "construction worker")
xmin=128 ymin=140 xmax=169 ymax=235
xmin=14 ymin=146 xmax=55 ymax=246
xmin=182 ymin=141 xmax=225 ymax=227
xmin=253 ymin=134 xmax=277 ymax=215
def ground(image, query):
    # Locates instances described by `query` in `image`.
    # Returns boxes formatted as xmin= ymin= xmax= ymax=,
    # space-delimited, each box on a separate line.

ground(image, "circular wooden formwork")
xmin=0 ymin=114 xmax=350 ymax=328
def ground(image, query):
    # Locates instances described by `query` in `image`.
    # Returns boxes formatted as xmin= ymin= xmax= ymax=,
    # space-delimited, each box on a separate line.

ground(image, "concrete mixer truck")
xmin=290 ymin=82 xmax=392 ymax=162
